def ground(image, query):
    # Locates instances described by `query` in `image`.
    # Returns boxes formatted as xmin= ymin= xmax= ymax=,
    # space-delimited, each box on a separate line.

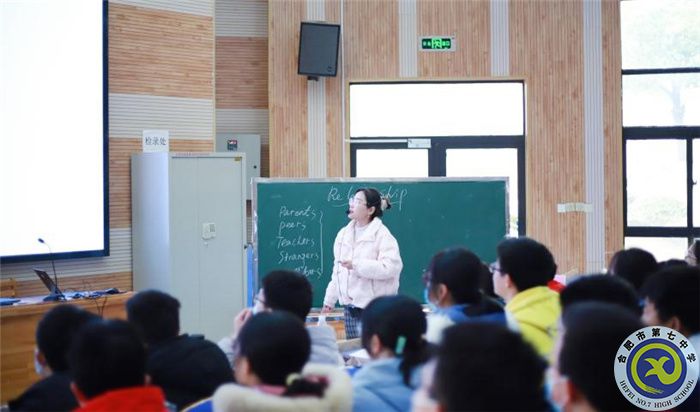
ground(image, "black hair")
xmin=262 ymin=270 xmax=313 ymax=321
xmin=434 ymin=323 xmax=548 ymax=411
xmin=477 ymin=261 xmax=499 ymax=300
xmin=238 ymin=312 xmax=317 ymax=395
xmin=559 ymin=302 xmax=644 ymax=412
xmin=425 ymin=247 xmax=485 ymax=304
xmin=559 ymin=274 xmax=641 ymax=316
xmin=35 ymin=304 xmax=98 ymax=372
xmin=126 ymin=289 xmax=180 ymax=346
xmin=641 ymin=266 xmax=700 ymax=334
xmin=68 ymin=319 xmax=146 ymax=399
xmin=658 ymin=258 xmax=689 ymax=269
xmin=355 ymin=187 xmax=389 ymax=220
xmin=360 ymin=295 xmax=430 ymax=387
xmin=496 ymin=237 xmax=557 ymax=292
xmin=607 ymin=247 xmax=658 ymax=292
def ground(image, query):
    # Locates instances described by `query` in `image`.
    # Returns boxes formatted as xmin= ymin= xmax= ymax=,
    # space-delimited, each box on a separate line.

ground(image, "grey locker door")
xmin=196 ymin=156 xmax=246 ymax=340
xmin=169 ymin=156 xmax=201 ymax=335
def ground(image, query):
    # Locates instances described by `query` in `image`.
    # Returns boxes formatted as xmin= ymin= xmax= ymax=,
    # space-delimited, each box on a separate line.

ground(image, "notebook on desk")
xmin=0 ymin=298 xmax=20 ymax=306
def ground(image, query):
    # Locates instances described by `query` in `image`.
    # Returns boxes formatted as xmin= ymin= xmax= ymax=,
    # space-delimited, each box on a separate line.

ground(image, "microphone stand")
xmin=38 ymin=238 xmax=65 ymax=302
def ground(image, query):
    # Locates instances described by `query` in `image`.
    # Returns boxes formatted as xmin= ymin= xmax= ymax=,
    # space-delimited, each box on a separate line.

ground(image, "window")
xmin=349 ymin=81 xmax=525 ymax=236
xmin=621 ymin=0 xmax=700 ymax=260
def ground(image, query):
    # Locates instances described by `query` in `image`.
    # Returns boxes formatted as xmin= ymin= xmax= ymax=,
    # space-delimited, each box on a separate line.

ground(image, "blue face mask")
xmin=423 ymin=287 xmax=439 ymax=313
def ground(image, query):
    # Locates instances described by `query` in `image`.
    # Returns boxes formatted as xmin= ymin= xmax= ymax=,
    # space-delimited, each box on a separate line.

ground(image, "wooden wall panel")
xmin=216 ymin=37 xmax=269 ymax=108
xmin=602 ymin=0 xmax=623 ymax=263
xmin=269 ymin=0 xmax=308 ymax=177
xmin=325 ymin=0 xmax=343 ymax=177
xmin=343 ymin=0 xmax=399 ymax=80
xmin=110 ymin=138 xmax=213 ymax=229
xmin=109 ymin=138 xmax=140 ymax=229
xmin=417 ymin=0 xmax=490 ymax=77
xmin=510 ymin=1 xmax=586 ymax=273
xmin=109 ymin=3 xmax=214 ymax=99
xmin=170 ymin=139 xmax=215 ymax=152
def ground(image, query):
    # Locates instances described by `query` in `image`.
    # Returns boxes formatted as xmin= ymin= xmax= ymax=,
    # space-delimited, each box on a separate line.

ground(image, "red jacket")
xmin=74 ymin=386 xmax=168 ymax=412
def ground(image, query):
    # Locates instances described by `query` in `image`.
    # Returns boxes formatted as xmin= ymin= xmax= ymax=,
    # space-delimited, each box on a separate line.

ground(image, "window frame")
xmin=350 ymin=137 xmax=525 ymax=235
xmin=348 ymin=79 xmax=526 ymax=236
xmin=622 ymin=125 xmax=700 ymax=241
xmin=621 ymin=51 xmax=700 ymax=247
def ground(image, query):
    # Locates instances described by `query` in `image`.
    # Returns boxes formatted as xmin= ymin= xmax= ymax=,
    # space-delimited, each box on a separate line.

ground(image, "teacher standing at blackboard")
xmin=321 ymin=187 xmax=403 ymax=339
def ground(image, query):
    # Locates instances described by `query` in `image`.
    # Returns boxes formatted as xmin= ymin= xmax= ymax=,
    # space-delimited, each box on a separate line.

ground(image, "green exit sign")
xmin=420 ymin=36 xmax=455 ymax=51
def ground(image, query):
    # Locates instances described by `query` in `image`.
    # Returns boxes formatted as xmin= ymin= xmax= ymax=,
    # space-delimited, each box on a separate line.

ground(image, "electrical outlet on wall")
xmin=202 ymin=223 xmax=216 ymax=240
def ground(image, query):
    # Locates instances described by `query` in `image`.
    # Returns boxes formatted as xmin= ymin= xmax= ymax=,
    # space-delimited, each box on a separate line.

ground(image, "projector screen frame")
xmin=1 ymin=0 xmax=109 ymax=264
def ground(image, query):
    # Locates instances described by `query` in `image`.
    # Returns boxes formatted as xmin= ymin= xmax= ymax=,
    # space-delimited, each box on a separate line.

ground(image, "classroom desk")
xmin=306 ymin=310 xmax=346 ymax=340
xmin=0 ymin=292 xmax=133 ymax=403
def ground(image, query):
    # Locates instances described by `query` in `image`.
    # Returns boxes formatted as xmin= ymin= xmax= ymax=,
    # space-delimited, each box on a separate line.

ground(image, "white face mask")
xmin=251 ymin=300 xmax=264 ymax=315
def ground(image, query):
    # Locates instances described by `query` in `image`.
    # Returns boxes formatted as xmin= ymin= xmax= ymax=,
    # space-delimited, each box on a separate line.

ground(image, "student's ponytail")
xmin=397 ymin=335 xmax=431 ymax=387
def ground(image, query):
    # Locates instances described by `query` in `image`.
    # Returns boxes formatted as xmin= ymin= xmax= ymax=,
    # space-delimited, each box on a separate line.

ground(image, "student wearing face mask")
xmin=9 ymin=305 xmax=98 ymax=412
xmin=218 ymin=270 xmax=343 ymax=370
xmin=423 ymin=247 xmax=506 ymax=344
xmin=321 ymin=188 xmax=403 ymax=339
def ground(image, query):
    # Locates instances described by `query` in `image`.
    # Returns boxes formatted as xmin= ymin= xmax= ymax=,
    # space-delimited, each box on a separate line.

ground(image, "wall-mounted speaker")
xmin=298 ymin=22 xmax=340 ymax=79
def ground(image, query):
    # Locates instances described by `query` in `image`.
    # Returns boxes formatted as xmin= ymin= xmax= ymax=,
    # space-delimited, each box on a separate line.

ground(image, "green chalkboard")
xmin=254 ymin=178 xmax=508 ymax=307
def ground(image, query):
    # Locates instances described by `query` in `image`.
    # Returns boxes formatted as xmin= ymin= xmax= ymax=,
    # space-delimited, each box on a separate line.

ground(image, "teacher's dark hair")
xmin=356 ymin=188 xmax=390 ymax=220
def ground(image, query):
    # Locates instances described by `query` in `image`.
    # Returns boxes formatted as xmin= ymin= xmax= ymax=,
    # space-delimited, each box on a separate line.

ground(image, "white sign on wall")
xmin=142 ymin=130 xmax=169 ymax=152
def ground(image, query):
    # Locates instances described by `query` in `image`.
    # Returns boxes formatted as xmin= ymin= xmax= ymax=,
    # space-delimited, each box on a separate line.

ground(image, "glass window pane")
xmin=695 ymin=139 xmax=700 ymax=225
xmin=623 ymin=73 xmax=700 ymax=127
xmin=355 ymin=149 xmax=428 ymax=178
xmin=626 ymin=140 xmax=687 ymax=227
xmin=446 ymin=148 xmax=519 ymax=236
xmin=624 ymin=237 xmax=688 ymax=262
xmin=350 ymin=82 xmax=524 ymax=137
xmin=621 ymin=0 xmax=700 ymax=70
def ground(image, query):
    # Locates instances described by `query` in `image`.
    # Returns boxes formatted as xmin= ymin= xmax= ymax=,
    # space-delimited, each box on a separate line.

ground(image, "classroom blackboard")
xmin=254 ymin=178 xmax=508 ymax=307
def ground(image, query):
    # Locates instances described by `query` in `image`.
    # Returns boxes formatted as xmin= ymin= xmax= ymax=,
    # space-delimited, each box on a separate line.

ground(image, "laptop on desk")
xmin=33 ymin=268 xmax=63 ymax=297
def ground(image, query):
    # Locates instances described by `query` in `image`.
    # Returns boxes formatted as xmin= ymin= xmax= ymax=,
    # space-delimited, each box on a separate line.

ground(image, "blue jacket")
xmin=426 ymin=297 xmax=507 ymax=343
xmin=352 ymin=358 xmax=421 ymax=412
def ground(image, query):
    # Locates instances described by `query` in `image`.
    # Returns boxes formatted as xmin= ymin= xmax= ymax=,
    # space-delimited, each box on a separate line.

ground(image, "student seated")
xmin=212 ymin=311 xmax=351 ymax=412
xmin=126 ymin=290 xmax=233 ymax=410
xmin=559 ymin=274 xmax=641 ymax=315
xmin=640 ymin=266 xmax=700 ymax=411
xmin=8 ymin=305 xmax=97 ymax=412
xmin=68 ymin=319 xmax=168 ymax=411
xmin=491 ymin=237 xmax=560 ymax=358
xmin=607 ymin=247 xmax=658 ymax=293
xmin=352 ymin=295 xmax=430 ymax=412
xmin=422 ymin=247 xmax=505 ymax=343
xmin=641 ymin=266 xmax=700 ymax=348
xmin=550 ymin=302 xmax=644 ymax=412
xmin=218 ymin=270 xmax=342 ymax=368
xmin=422 ymin=322 xmax=548 ymax=411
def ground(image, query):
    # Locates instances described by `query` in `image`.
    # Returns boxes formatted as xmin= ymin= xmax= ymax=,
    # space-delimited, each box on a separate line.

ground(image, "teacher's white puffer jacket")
xmin=323 ymin=218 xmax=403 ymax=309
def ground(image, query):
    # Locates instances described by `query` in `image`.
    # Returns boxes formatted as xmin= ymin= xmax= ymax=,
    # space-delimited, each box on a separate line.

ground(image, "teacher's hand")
xmin=340 ymin=259 xmax=353 ymax=270
xmin=321 ymin=305 xmax=333 ymax=314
